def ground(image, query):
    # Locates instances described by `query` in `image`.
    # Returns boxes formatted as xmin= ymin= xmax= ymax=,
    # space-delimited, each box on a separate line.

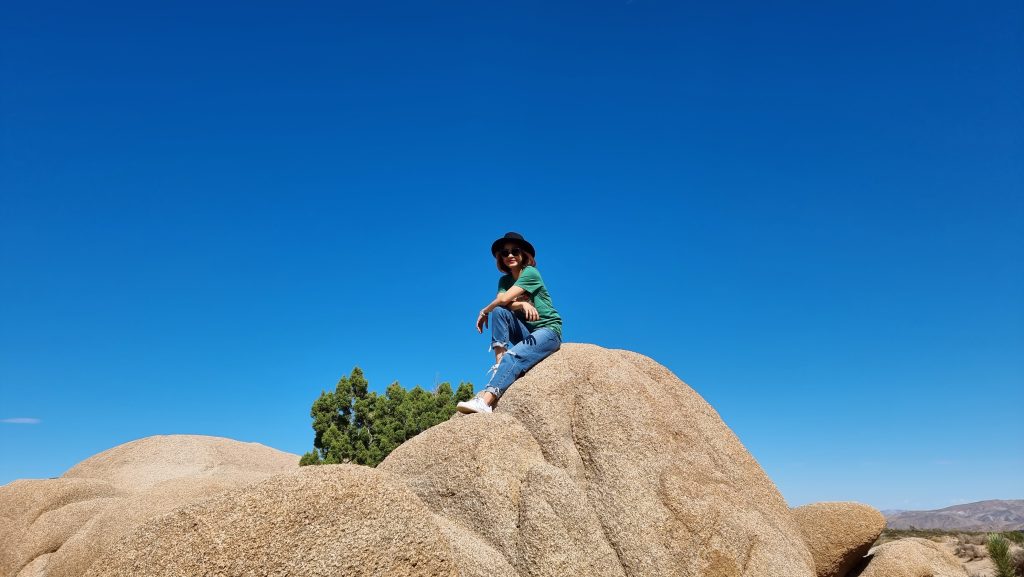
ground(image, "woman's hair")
xmin=496 ymin=248 xmax=536 ymax=273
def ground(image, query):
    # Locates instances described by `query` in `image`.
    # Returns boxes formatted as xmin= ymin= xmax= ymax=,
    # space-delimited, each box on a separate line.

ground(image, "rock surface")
xmin=382 ymin=344 xmax=816 ymax=577
xmin=0 ymin=435 xmax=298 ymax=577
xmin=5 ymin=344 xmax=821 ymax=577
xmin=860 ymin=537 xmax=969 ymax=577
xmin=83 ymin=465 xmax=457 ymax=577
xmin=792 ymin=501 xmax=886 ymax=577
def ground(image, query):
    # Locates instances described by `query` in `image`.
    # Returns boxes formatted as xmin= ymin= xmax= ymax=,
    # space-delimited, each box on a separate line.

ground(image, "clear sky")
xmin=2 ymin=1 xmax=1021 ymax=511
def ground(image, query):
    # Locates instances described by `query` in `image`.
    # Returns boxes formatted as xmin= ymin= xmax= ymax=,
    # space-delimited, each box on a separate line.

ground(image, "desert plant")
xmin=1005 ymin=531 xmax=1024 ymax=546
xmin=955 ymin=535 xmax=969 ymax=557
xmin=957 ymin=541 xmax=988 ymax=560
xmin=880 ymin=528 xmax=955 ymax=543
xmin=987 ymin=533 xmax=1018 ymax=577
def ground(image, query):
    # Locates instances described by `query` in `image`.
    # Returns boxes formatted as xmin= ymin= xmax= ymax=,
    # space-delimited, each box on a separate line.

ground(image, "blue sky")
xmin=1 ymin=0 xmax=1021 ymax=511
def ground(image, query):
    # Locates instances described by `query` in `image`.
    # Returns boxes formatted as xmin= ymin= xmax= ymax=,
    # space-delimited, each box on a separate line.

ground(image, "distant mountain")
xmin=885 ymin=500 xmax=1024 ymax=531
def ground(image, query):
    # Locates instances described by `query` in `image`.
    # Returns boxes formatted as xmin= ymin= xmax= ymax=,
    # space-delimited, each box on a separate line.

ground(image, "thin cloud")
xmin=1 ymin=418 xmax=41 ymax=424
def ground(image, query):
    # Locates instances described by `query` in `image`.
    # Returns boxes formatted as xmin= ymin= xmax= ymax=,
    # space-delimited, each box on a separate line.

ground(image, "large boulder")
xmin=6 ymin=344 xmax=819 ymax=577
xmin=382 ymin=343 xmax=816 ymax=577
xmin=82 ymin=465 xmax=457 ymax=577
xmin=792 ymin=501 xmax=886 ymax=577
xmin=859 ymin=538 xmax=969 ymax=577
xmin=0 ymin=478 xmax=118 ymax=577
xmin=380 ymin=412 xmax=624 ymax=577
xmin=61 ymin=434 xmax=297 ymax=491
xmin=0 ymin=435 xmax=298 ymax=577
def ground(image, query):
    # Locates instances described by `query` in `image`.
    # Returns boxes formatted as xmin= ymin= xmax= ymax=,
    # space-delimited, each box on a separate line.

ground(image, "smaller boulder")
xmin=84 ymin=465 xmax=458 ymax=577
xmin=791 ymin=501 xmax=885 ymax=577
xmin=859 ymin=538 xmax=968 ymax=577
xmin=1 ymin=435 xmax=298 ymax=577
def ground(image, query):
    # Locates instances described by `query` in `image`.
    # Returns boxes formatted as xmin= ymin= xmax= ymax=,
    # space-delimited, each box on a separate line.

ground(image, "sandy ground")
xmin=933 ymin=535 xmax=1018 ymax=577
xmin=962 ymin=556 xmax=995 ymax=577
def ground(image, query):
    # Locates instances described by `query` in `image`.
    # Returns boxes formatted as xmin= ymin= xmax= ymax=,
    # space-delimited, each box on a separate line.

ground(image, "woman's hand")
xmin=476 ymin=310 xmax=489 ymax=333
xmin=513 ymin=301 xmax=540 ymax=322
xmin=523 ymin=302 xmax=539 ymax=321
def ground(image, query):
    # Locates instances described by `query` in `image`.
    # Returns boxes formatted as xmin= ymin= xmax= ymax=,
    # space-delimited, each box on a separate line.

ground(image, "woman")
xmin=456 ymin=232 xmax=562 ymax=414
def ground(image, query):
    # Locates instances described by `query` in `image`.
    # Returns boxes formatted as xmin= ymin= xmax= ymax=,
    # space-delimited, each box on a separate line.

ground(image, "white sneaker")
xmin=456 ymin=397 xmax=493 ymax=414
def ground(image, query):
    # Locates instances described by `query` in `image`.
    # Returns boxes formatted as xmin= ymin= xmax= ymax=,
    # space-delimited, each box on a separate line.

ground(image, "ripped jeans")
xmin=484 ymin=307 xmax=561 ymax=399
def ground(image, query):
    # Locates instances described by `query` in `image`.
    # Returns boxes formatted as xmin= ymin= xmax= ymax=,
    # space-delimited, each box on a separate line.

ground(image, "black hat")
xmin=491 ymin=232 xmax=536 ymax=258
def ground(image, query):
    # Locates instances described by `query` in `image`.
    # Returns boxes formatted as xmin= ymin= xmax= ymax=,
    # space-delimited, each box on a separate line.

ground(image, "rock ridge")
xmin=2 ymin=344 xmax=904 ymax=577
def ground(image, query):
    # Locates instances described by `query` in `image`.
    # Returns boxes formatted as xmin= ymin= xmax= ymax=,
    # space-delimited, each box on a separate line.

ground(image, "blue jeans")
xmin=484 ymin=307 xmax=561 ymax=399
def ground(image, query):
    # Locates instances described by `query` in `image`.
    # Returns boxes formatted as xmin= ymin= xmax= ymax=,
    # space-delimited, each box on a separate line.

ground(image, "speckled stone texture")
xmin=6 ymin=344 xmax=823 ymax=577
xmin=380 ymin=412 xmax=625 ymax=577
xmin=82 ymin=465 xmax=458 ymax=577
xmin=383 ymin=343 xmax=816 ymax=577
xmin=864 ymin=537 xmax=966 ymax=577
xmin=860 ymin=538 xmax=969 ymax=577
xmin=791 ymin=501 xmax=886 ymax=577
xmin=0 ymin=435 xmax=298 ymax=577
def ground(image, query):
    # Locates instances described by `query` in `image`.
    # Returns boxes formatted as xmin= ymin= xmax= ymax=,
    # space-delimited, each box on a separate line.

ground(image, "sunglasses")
xmin=498 ymin=247 xmax=523 ymax=258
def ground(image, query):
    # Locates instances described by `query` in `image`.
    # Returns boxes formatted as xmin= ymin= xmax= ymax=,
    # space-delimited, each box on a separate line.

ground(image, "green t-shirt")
xmin=498 ymin=266 xmax=562 ymax=338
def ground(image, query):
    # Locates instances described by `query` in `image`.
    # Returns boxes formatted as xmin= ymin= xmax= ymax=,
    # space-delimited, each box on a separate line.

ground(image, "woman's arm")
xmin=476 ymin=287 xmax=528 ymax=332
xmin=483 ymin=286 xmax=527 ymax=313
xmin=509 ymin=300 xmax=540 ymax=321
xmin=507 ymin=291 xmax=539 ymax=321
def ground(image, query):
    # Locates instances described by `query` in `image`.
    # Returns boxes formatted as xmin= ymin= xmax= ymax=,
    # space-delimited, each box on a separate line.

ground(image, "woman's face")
xmin=500 ymin=243 xmax=524 ymax=270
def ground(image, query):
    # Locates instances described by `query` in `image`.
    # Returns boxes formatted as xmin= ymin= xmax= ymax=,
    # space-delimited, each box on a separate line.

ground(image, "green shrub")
xmin=987 ymin=533 xmax=1017 ymax=577
xmin=300 ymin=367 xmax=474 ymax=467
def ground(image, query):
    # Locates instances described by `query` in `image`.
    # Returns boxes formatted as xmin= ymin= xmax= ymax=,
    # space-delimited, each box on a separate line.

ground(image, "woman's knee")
xmin=491 ymin=307 xmax=515 ymax=322
xmin=490 ymin=307 xmax=517 ymax=335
